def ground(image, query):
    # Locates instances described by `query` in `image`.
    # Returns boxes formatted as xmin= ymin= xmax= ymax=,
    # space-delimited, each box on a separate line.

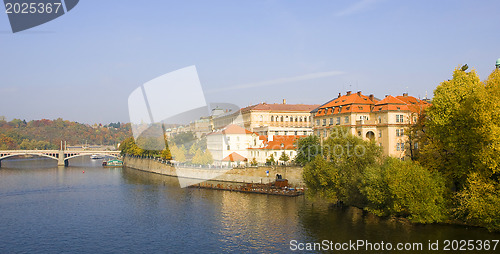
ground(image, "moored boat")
xmin=102 ymin=159 xmax=123 ymax=167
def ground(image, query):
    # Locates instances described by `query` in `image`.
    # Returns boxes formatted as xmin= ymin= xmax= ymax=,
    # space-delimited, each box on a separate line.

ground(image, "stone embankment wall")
xmin=123 ymin=157 xmax=305 ymax=187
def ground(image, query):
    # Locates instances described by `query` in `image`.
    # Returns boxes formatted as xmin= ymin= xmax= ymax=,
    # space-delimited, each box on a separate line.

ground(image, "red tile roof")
xmin=209 ymin=124 xmax=255 ymax=135
xmin=315 ymin=92 xmax=377 ymax=116
xmin=250 ymin=135 xmax=305 ymax=150
xmin=316 ymin=92 xmax=431 ymax=115
xmin=222 ymin=152 xmax=247 ymax=162
xmin=241 ymin=103 xmax=320 ymax=113
xmin=395 ymin=95 xmax=431 ymax=113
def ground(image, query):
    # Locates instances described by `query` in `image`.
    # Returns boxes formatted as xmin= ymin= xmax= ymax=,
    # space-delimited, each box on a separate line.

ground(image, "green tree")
xmin=324 ymin=127 xmax=382 ymax=206
xmin=161 ymin=148 xmax=172 ymax=160
xmin=456 ymin=173 xmax=500 ymax=232
xmin=422 ymin=67 xmax=500 ymax=189
xmin=202 ymin=149 xmax=213 ymax=165
xmin=279 ymin=152 xmax=290 ymax=164
xmin=294 ymin=135 xmax=321 ymax=166
xmin=361 ymin=158 xmax=447 ymax=223
xmin=303 ymin=156 xmax=340 ymax=201
xmin=266 ymin=153 xmax=276 ymax=165
xmin=191 ymin=148 xmax=207 ymax=165
xmin=250 ymin=157 xmax=258 ymax=166
xmin=170 ymin=144 xmax=186 ymax=163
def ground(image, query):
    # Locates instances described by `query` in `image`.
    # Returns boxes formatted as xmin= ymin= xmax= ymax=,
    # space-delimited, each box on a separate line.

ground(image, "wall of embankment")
xmin=123 ymin=157 xmax=305 ymax=187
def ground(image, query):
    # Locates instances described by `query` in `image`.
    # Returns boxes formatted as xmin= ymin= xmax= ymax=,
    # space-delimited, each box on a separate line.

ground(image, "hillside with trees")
xmin=0 ymin=118 xmax=131 ymax=150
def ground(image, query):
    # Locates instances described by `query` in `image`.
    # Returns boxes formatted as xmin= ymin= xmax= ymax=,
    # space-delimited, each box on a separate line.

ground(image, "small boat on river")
xmin=102 ymin=159 xmax=123 ymax=167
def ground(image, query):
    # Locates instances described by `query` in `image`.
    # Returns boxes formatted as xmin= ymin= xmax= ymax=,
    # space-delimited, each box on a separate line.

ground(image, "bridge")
xmin=0 ymin=150 xmax=121 ymax=167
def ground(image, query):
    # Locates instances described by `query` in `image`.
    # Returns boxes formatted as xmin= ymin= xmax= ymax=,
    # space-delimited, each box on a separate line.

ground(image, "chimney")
xmin=282 ymin=99 xmax=286 ymax=104
xmin=338 ymin=93 xmax=341 ymax=98
xmin=357 ymin=91 xmax=361 ymax=96
xmin=403 ymin=93 xmax=408 ymax=97
xmin=346 ymin=91 xmax=352 ymax=96
xmin=385 ymin=95 xmax=389 ymax=98
xmin=369 ymin=94 xmax=374 ymax=101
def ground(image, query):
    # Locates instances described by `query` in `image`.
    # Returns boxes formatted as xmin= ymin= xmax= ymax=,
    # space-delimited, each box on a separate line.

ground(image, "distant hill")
xmin=0 ymin=118 xmax=132 ymax=150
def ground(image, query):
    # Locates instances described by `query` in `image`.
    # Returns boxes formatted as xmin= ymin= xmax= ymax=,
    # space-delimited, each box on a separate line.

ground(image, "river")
xmin=0 ymin=157 xmax=498 ymax=253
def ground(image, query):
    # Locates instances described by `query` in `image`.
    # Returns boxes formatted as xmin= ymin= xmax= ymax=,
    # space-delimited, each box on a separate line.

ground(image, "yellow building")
xmin=212 ymin=100 xmax=319 ymax=136
xmin=312 ymin=91 xmax=430 ymax=158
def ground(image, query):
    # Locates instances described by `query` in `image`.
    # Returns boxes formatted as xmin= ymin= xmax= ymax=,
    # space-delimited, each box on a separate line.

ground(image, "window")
xmin=294 ymin=131 xmax=298 ymax=135
xmin=396 ymin=129 xmax=404 ymax=137
xmin=357 ymin=131 xmax=361 ymax=136
xmin=378 ymin=131 xmax=382 ymax=138
xmin=271 ymin=116 xmax=274 ymax=122
xmin=259 ymin=115 xmax=263 ymax=122
xmin=330 ymin=118 xmax=334 ymax=125
xmin=322 ymin=119 xmax=326 ymax=126
xmin=344 ymin=116 xmax=349 ymax=123
xmin=336 ymin=117 xmax=341 ymax=125
xmin=378 ymin=116 xmax=381 ymax=124
xmin=227 ymin=145 xmax=230 ymax=150
xmin=275 ymin=131 xmax=279 ymax=135
xmin=324 ymin=130 xmax=327 ymax=137
xmin=396 ymin=114 xmax=404 ymax=123
xmin=316 ymin=119 xmax=320 ymax=126
xmin=397 ymin=142 xmax=405 ymax=151
xmin=281 ymin=116 xmax=284 ymax=122
xmin=303 ymin=131 xmax=307 ymax=135
xmin=284 ymin=131 xmax=288 ymax=135
xmin=413 ymin=116 xmax=417 ymax=123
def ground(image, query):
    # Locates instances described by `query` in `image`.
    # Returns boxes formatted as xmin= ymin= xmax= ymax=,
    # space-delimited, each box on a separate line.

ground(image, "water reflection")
xmin=297 ymin=202 xmax=500 ymax=253
xmin=1 ymin=158 xmax=499 ymax=253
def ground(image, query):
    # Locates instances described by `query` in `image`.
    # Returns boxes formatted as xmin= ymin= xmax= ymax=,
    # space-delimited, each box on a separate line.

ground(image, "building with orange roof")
xmin=313 ymin=91 xmax=430 ymax=158
xmin=248 ymin=135 xmax=305 ymax=165
xmin=207 ymin=124 xmax=259 ymax=166
xmin=212 ymin=99 xmax=319 ymax=136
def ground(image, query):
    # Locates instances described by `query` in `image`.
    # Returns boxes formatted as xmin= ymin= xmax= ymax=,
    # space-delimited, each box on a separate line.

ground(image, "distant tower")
xmin=496 ymin=58 xmax=500 ymax=69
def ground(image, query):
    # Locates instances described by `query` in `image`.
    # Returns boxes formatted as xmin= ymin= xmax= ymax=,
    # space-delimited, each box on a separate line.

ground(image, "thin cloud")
xmin=335 ymin=0 xmax=381 ymax=17
xmin=207 ymin=70 xmax=344 ymax=93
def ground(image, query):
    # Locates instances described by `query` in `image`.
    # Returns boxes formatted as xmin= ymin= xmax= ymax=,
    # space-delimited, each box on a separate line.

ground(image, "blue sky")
xmin=0 ymin=0 xmax=499 ymax=123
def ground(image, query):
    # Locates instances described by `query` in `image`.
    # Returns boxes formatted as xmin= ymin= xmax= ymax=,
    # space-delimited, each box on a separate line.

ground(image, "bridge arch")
xmin=0 ymin=153 xmax=59 ymax=162
xmin=64 ymin=153 xmax=120 ymax=161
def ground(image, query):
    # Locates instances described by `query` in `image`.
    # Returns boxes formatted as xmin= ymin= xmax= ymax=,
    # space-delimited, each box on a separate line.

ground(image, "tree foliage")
xmin=279 ymin=152 xmax=290 ymax=163
xmin=303 ymin=127 xmax=447 ymax=223
xmin=294 ymin=135 xmax=321 ymax=166
xmin=0 ymin=118 xmax=132 ymax=150
xmin=362 ymin=158 xmax=447 ymax=223
xmin=421 ymin=67 xmax=500 ymax=189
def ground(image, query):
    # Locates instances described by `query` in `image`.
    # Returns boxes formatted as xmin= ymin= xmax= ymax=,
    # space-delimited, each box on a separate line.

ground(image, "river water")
xmin=0 ymin=157 xmax=498 ymax=253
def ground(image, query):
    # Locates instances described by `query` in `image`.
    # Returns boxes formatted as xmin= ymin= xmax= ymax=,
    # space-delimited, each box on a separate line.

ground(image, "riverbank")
xmin=123 ymin=156 xmax=306 ymax=187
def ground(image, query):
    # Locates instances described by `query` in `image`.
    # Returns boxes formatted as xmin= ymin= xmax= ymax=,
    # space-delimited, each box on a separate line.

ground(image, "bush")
xmin=456 ymin=173 xmax=500 ymax=232
xmin=362 ymin=158 xmax=448 ymax=223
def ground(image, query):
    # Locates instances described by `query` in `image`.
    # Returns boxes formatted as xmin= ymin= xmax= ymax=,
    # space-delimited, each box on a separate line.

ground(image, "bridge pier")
xmin=58 ymin=151 xmax=66 ymax=166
